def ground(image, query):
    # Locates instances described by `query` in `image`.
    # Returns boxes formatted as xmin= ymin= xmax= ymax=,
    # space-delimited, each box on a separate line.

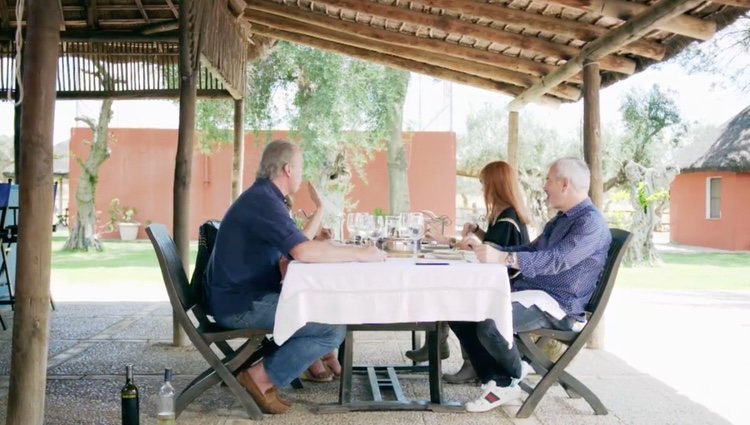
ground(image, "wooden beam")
xmin=57 ymin=0 xmax=66 ymax=31
xmin=507 ymin=110 xmax=519 ymax=170
xmin=165 ymin=0 xmax=179 ymax=19
xmin=6 ymin=1 xmax=59 ymax=424
xmin=419 ymin=0 xmax=666 ymax=60
xmin=141 ymin=20 xmax=178 ymax=35
xmin=244 ymin=0 xmax=585 ymax=85
xmin=248 ymin=23 xmax=563 ymax=105
xmin=711 ymin=0 xmax=750 ymax=7
xmin=507 ymin=0 xmax=704 ymax=111
xmin=245 ymin=12 xmax=581 ymax=100
xmin=0 ymin=30 xmax=179 ymax=42
xmin=312 ymin=0 xmax=635 ymax=74
xmin=134 ymin=0 xmax=150 ymax=23
xmin=0 ymin=0 xmax=9 ymax=30
xmin=544 ymin=0 xmax=715 ymax=40
xmin=86 ymin=0 xmax=98 ymax=28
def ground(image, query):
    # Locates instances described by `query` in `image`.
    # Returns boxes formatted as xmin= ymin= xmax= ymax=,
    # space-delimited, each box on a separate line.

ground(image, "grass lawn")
xmin=48 ymin=235 xmax=750 ymax=296
xmin=617 ymin=252 xmax=750 ymax=291
xmin=50 ymin=235 xmax=198 ymax=301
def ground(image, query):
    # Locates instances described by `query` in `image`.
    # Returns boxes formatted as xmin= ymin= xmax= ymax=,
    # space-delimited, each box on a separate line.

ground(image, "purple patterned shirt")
xmin=494 ymin=198 xmax=611 ymax=320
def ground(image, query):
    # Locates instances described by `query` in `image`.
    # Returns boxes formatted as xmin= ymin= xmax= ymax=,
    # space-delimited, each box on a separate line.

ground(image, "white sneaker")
xmin=465 ymin=380 xmax=524 ymax=413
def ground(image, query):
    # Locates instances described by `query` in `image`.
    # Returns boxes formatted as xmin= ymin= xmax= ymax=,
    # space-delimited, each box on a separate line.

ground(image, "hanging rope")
xmin=13 ymin=0 xmax=25 ymax=105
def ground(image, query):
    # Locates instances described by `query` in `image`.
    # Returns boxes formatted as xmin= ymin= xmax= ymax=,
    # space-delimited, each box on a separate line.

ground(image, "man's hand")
xmin=473 ymin=243 xmax=505 ymax=264
xmin=357 ymin=245 xmax=387 ymax=262
xmin=455 ymin=233 xmax=481 ymax=250
xmin=308 ymin=182 xmax=323 ymax=209
xmin=279 ymin=256 xmax=290 ymax=280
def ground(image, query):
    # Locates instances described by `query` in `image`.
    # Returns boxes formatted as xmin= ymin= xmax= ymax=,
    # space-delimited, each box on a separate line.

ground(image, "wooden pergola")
xmin=2 ymin=1 xmax=748 ymax=423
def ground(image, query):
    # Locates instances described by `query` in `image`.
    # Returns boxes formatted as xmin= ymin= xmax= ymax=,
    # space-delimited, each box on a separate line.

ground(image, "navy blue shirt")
xmin=205 ymin=178 xmax=308 ymax=317
xmin=499 ymin=199 xmax=611 ymax=320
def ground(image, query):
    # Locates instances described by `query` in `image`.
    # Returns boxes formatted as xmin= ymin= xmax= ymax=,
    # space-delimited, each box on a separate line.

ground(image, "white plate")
xmin=431 ymin=252 xmax=465 ymax=260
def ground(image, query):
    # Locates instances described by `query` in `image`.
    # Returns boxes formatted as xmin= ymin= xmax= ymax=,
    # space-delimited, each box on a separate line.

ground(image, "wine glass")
xmin=369 ymin=215 xmax=385 ymax=246
xmin=358 ymin=213 xmax=374 ymax=245
xmin=385 ymin=215 xmax=400 ymax=238
xmin=347 ymin=212 xmax=361 ymax=244
xmin=398 ymin=212 xmax=410 ymax=239
xmin=407 ymin=212 xmax=425 ymax=258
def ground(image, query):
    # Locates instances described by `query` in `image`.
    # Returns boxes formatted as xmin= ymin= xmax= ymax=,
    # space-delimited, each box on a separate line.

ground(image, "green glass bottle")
xmin=121 ymin=364 xmax=139 ymax=425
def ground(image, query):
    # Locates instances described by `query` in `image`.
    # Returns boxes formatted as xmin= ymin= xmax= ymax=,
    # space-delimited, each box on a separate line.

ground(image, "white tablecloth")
xmin=273 ymin=258 xmax=513 ymax=345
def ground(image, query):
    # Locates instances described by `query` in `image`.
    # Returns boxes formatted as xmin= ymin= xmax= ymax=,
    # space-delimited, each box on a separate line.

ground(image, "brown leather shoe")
xmin=237 ymin=372 xmax=289 ymax=414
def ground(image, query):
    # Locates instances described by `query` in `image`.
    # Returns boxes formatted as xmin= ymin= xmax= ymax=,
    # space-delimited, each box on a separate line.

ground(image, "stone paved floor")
xmin=1 ymin=290 xmax=744 ymax=425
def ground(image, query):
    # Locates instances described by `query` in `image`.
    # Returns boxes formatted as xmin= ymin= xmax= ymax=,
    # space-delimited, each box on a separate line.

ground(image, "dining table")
xmin=274 ymin=256 xmax=513 ymax=411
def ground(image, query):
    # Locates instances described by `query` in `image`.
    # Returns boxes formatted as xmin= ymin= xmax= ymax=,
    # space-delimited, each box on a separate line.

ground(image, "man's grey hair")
xmin=550 ymin=157 xmax=591 ymax=192
xmin=256 ymin=139 xmax=297 ymax=180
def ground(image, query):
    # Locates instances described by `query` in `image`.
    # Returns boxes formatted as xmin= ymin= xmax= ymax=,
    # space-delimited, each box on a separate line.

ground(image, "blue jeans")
xmin=215 ymin=292 xmax=346 ymax=388
xmin=450 ymin=302 xmax=577 ymax=387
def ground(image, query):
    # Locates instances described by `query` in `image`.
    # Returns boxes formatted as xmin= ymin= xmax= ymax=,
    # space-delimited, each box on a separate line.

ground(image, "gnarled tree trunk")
xmin=386 ymin=71 xmax=411 ymax=215
xmin=63 ymin=97 xmax=113 ymax=251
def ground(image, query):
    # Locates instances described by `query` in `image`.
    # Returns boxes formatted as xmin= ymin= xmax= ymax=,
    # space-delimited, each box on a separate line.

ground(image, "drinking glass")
xmin=398 ymin=212 xmax=410 ymax=239
xmin=346 ymin=212 xmax=359 ymax=244
xmin=358 ymin=213 xmax=374 ymax=245
xmin=407 ymin=212 xmax=425 ymax=258
xmin=369 ymin=215 xmax=385 ymax=245
xmin=385 ymin=215 xmax=400 ymax=238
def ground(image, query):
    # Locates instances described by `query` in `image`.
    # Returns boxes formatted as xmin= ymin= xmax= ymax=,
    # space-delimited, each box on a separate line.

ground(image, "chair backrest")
xmin=146 ymin=224 xmax=196 ymax=312
xmin=190 ymin=220 xmax=221 ymax=310
xmin=585 ymin=228 xmax=632 ymax=320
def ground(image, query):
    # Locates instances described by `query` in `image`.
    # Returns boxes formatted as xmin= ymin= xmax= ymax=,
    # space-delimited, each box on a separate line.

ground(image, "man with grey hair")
xmin=457 ymin=157 xmax=611 ymax=413
xmin=206 ymin=139 xmax=385 ymax=414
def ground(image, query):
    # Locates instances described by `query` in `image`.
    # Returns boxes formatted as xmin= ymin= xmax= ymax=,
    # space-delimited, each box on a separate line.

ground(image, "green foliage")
xmin=635 ymin=182 xmax=669 ymax=214
xmin=603 ymin=84 xmax=685 ymax=190
xmin=196 ymin=42 xmax=410 ymax=182
xmin=105 ymin=198 xmax=138 ymax=232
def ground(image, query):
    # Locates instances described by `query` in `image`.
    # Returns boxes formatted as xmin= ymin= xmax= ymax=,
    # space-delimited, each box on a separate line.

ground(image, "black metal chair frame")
xmin=514 ymin=228 xmax=632 ymax=418
xmin=146 ymin=223 xmax=270 ymax=420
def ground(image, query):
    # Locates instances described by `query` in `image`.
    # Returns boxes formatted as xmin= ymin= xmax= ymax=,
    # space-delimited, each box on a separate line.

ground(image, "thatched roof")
xmin=686 ymin=104 xmax=750 ymax=173
xmin=0 ymin=1 xmax=748 ymax=106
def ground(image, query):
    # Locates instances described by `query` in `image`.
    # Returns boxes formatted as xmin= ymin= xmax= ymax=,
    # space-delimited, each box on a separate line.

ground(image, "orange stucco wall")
xmin=68 ymin=128 xmax=456 ymax=240
xmin=670 ymin=171 xmax=750 ymax=251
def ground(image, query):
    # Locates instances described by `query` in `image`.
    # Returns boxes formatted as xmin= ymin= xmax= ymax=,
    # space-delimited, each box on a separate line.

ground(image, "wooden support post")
xmin=6 ymin=2 xmax=59 ymax=424
xmin=582 ymin=59 xmax=605 ymax=349
xmin=231 ymin=98 xmax=245 ymax=202
xmin=507 ymin=110 xmax=519 ymax=170
xmin=173 ymin=0 xmax=200 ymax=347
xmin=13 ymin=77 xmax=21 ymax=181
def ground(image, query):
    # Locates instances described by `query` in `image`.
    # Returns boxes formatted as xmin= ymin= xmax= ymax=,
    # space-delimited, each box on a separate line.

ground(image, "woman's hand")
xmin=460 ymin=222 xmax=478 ymax=238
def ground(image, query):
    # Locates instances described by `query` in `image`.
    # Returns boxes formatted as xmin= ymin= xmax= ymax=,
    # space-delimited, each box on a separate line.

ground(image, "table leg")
xmin=338 ymin=330 xmax=354 ymax=404
xmin=427 ymin=322 xmax=443 ymax=404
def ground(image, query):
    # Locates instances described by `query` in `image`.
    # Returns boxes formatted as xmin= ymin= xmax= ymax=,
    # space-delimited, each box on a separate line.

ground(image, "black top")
xmin=482 ymin=207 xmax=529 ymax=279
xmin=482 ymin=207 xmax=529 ymax=247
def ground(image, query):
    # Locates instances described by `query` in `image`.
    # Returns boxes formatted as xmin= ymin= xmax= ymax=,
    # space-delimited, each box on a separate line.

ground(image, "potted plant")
xmin=106 ymin=198 xmax=140 ymax=241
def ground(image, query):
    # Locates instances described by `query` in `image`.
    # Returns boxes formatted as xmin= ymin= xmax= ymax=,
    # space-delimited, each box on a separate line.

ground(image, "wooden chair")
xmin=146 ymin=223 xmax=269 ymax=420
xmin=514 ymin=228 xmax=632 ymax=418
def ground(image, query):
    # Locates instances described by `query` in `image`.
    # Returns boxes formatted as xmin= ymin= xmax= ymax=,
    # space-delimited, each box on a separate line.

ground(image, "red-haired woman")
xmin=407 ymin=160 xmax=530 ymax=384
